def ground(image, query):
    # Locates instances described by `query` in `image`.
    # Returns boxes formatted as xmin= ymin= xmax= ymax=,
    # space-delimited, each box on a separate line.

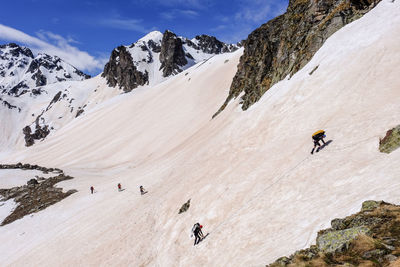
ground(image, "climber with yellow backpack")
xmin=311 ymin=130 xmax=326 ymax=154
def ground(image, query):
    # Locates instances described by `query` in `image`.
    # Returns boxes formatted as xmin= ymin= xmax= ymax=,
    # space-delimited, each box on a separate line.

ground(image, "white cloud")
xmin=160 ymin=9 xmax=199 ymax=20
xmin=157 ymin=0 xmax=203 ymax=9
xmin=0 ymin=24 xmax=104 ymax=73
xmin=98 ymin=18 xmax=149 ymax=32
xmin=213 ymin=0 xmax=288 ymax=43
xmin=234 ymin=0 xmax=287 ymax=24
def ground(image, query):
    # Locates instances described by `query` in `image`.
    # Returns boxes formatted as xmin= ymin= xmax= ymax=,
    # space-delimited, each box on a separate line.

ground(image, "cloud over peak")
xmin=0 ymin=24 xmax=105 ymax=73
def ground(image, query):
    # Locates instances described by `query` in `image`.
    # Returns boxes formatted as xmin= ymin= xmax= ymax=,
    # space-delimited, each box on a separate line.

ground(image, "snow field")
xmin=0 ymin=1 xmax=400 ymax=266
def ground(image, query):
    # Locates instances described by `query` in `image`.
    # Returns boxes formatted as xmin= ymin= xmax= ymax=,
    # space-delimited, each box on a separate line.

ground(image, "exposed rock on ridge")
xmin=0 ymin=43 xmax=90 ymax=96
xmin=186 ymin=35 xmax=240 ymax=54
xmin=102 ymin=30 xmax=238 ymax=93
xmin=102 ymin=46 xmax=149 ymax=93
xmin=0 ymin=163 xmax=75 ymax=226
xmin=214 ymin=0 xmax=381 ymax=116
xmin=159 ymin=31 xmax=188 ymax=77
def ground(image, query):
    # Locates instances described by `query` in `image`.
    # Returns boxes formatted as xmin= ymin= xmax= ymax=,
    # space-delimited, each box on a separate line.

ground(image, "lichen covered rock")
xmin=317 ymin=226 xmax=369 ymax=253
xmin=267 ymin=200 xmax=400 ymax=266
xmin=379 ymin=125 xmax=400 ymax=154
xmin=362 ymin=200 xmax=383 ymax=211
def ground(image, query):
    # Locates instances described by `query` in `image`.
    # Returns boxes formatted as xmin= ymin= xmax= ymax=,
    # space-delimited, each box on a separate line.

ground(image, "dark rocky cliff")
xmin=186 ymin=35 xmax=240 ymax=54
xmin=214 ymin=0 xmax=381 ymax=117
xmin=102 ymin=46 xmax=149 ymax=93
xmin=159 ymin=30 xmax=188 ymax=77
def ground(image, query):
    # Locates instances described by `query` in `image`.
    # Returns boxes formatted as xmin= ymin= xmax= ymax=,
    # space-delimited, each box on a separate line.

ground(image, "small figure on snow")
xmin=118 ymin=183 xmax=122 ymax=192
xmin=90 ymin=186 xmax=94 ymax=194
xmin=311 ymin=130 xmax=326 ymax=154
xmin=140 ymin=185 xmax=147 ymax=195
xmin=191 ymin=222 xmax=204 ymax=246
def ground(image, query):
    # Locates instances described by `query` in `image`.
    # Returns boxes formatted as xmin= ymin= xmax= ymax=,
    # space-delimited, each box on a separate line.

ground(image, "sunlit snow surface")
xmin=0 ymin=1 xmax=400 ymax=266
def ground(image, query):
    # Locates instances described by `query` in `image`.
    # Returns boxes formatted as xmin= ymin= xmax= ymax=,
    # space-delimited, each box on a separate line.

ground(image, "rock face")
xmin=159 ymin=31 xmax=188 ymax=77
xmin=178 ymin=199 xmax=191 ymax=214
xmin=0 ymin=43 xmax=90 ymax=96
xmin=317 ymin=226 xmax=370 ymax=253
xmin=102 ymin=30 xmax=238 ymax=93
xmin=22 ymin=91 xmax=63 ymax=146
xmin=214 ymin=0 xmax=381 ymax=116
xmin=102 ymin=46 xmax=149 ymax=93
xmin=0 ymin=163 xmax=74 ymax=226
xmin=379 ymin=125 xmax=400 ymax=153
xmin=186 ymin=35 xmax=240 ymax=55
xmin=267 ymin=200 xmax=400 ymax=266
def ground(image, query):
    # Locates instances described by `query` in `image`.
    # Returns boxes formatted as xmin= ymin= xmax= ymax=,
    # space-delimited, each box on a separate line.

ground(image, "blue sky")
xmin=0 ymin=0 xmax=288 ymax=75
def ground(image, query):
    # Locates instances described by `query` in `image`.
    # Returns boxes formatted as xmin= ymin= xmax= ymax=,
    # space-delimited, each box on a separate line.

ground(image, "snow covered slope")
xmin=0 ymin=75 xmax=119 ymax=151
xmin=0 ymin=43 xmax=98 ymax=149
xmin=0 ymin=0 xmax=400 ymax=266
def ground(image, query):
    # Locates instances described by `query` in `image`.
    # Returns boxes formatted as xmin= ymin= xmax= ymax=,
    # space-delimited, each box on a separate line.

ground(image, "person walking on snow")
xmin=191 ymin=222 xmax=204 ymax=245
xmin=118 ymin=183 xmax=122 ymax=192
xmin=311 ymin=130 xmax=326 ymax=154
xmin=90 ymin=186 xmax=94 ymax=194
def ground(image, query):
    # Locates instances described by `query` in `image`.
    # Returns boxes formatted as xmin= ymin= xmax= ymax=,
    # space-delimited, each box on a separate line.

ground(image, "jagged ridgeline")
xmin=0 ymin=43 xmax=90 ymax=96
xmin=102 ymin=30 xmax=239 ymax=92
xmin=213 ymin=0 xmax=381 ymax=117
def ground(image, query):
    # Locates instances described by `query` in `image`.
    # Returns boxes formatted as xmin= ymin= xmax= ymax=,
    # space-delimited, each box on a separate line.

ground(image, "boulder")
xmin=27 ymin=179 xmax=39 ymax=186
xmin=379 ymin=125 xmax=400 ymax=153
xmin=316 ymin=226 xmax=369 ymax=253
xmin=178 ymin=199 xmax=191 ymax=214
xmin=361 ymin=200 xmax=383 ymax=211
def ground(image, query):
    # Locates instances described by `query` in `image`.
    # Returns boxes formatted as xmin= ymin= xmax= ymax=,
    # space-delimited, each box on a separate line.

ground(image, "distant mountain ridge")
xmin=0 ymin=43 xmax=90 ymax=96
xmin=102 ymin=30 xmax=240 ymax=92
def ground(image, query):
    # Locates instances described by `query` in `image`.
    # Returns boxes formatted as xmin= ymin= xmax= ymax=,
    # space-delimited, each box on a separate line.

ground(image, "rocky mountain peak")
xmin=0 ymin=43 xmax=90 ymax=96
xmin=102 ymin=45 xmax=149 ymax=93
xmin=102 ymin=29 xmax=238 ymax=93
xmin=159 ymin=30 xmax=187 ymax=77
xmin=0 ymin=43 xmax=34 ymax=59
xmin=188 ymin=34 xmax=239 ymax=54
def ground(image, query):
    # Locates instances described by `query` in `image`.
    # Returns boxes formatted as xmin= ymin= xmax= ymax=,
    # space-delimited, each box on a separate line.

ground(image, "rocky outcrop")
xmin=186 ymin=35 xmax=240 ymax=54
xmin=159 ymin=31 xmax=188 ymax=77
xmin=379 ymin=125 xmax=400 ymax=153
xmin=267 ymin=200 xmax=400 ymax=266
xmin=178 ymin=199 xmax=191 ymax=214
xmin=0 ymin=163 xmax=74 ymax=226
xmin=102 ymin=46 xmax=149 ymax=92
xmin=0 ymin=43 xmax=34 ymax=59
xmin=0 ymin=163 xmax=64 ymax=174
xmin=22 ymin=123 xmax=50 ymax=147
xmin=21 ymin=91 xmax=63 ymax=146
xmin=214 ymin=0 xmax=381 ymax=117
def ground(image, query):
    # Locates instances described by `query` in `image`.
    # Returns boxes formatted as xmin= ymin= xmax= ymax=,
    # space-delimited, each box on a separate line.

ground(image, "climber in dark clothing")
xmin=191 ymin=223 xmax=203 ymax=245
xmin=311 ymin=130 xmax=326 ymax=154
